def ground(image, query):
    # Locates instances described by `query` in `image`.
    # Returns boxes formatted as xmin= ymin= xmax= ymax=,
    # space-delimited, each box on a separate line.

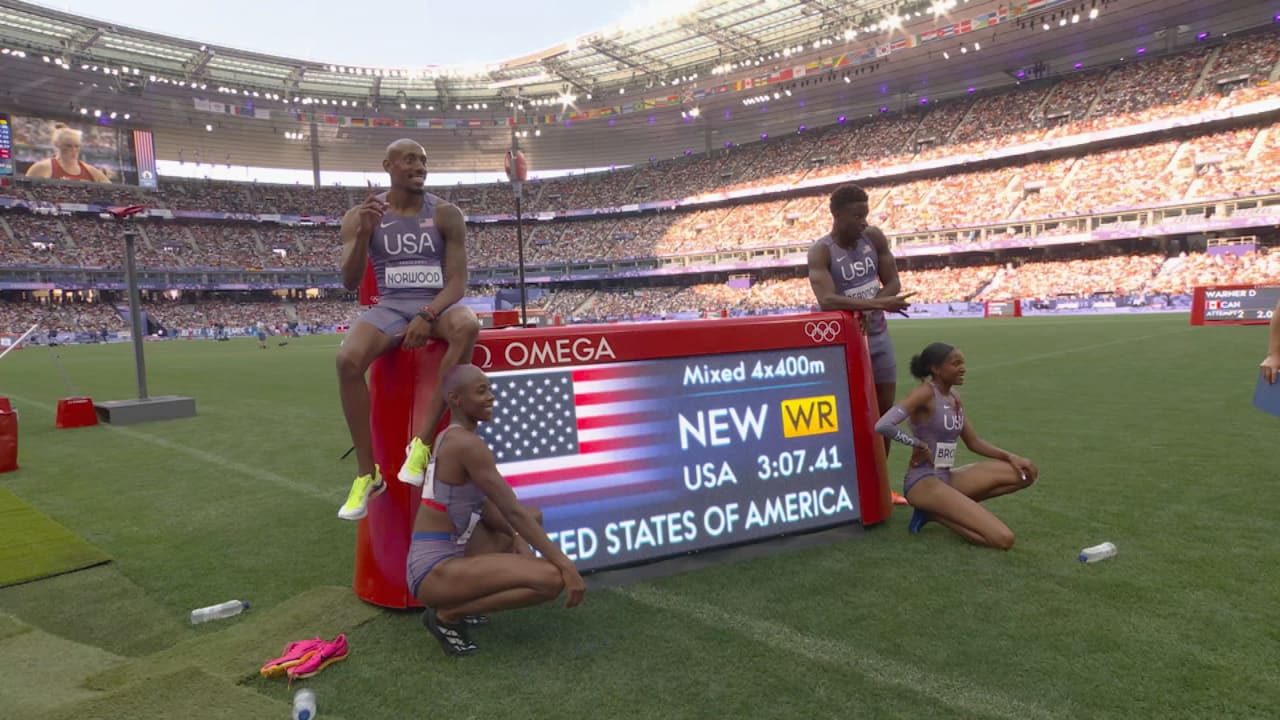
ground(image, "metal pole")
xmin=515 ymin=190 xmax=527 ymax=326
xmin=123 ymin=231 xmax=149 ymax=400
xmin=511 ymin=99 xmax=528 ymax=327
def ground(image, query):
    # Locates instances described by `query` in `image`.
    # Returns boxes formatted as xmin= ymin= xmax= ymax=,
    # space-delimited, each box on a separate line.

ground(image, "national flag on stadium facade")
xmin=477 ymin=364 xmax=675 ymax=508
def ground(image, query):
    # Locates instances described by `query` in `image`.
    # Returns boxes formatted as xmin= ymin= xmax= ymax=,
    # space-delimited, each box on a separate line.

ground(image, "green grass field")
xmin=2 ymin=314 xmax=1278 ymax=719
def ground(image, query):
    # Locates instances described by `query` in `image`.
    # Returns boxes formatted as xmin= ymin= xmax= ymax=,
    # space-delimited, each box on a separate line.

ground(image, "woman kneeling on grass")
xmin=408 ymin=364 xmax=586 ymax=657
xmin=874 ymin=342 xmax=1038 ymax=549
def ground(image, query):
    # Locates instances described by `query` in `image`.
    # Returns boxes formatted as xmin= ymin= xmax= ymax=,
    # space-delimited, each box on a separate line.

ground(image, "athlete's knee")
xmin=1005 ymin=463 xmax=1034 ymax=488
xmin=532 ymin=561 xmax=565 ymax=601
xmin=335 ymin=346 xmax=366 ymax=380
xmin=987 ymin=526 xmax=1015 ymax=550
xmin=446 ymin=306 xmax=481 ymax=343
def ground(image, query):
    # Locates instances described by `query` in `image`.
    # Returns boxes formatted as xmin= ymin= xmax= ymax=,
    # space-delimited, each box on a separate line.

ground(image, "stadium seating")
xmin=4 ymin=31 xmax=1280 ymax=327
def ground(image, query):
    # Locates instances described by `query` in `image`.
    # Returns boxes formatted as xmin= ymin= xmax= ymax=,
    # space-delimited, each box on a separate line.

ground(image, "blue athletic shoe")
xmin=908 ymin=508 xmax=932 ymax=535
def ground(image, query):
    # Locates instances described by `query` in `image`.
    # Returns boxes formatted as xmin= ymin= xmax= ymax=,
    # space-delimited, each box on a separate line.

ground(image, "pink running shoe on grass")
xmin=259 ymin=637 xmax=323 ymax=678
xmin=287 ymin=634 xmax=349 ymax=680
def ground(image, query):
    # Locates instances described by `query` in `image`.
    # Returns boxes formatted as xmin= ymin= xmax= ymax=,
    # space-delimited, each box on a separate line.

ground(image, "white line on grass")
xmin=617 ymin=584 xmax=1064 ymax=720
xmin=3 ymin=393 xmax=337 ymax=504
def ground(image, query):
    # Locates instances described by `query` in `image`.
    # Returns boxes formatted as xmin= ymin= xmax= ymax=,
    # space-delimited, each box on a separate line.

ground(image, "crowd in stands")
xmin=1146 ymin=248 xmax=1280 ymax=294
xmin=11 ymin=109 xmax=1280 ymax=271
xmin=0 ymin=297 xmax=361 ymax=335
xmin=0 ymin=30 xmax=1272 ymax=225
xmin=7 ymin=112 xmax=1280 ymax=271
xmin=143 ymin=298 xmax=360 ymax=333
xmin=530 ymin=288 xmax=593 ymax=316
xmin=978 ymin=254 xmax=1167 ymax=300
xmin=0 ymin=298 xmax=123 ymax=335
xmin=5 ymin=249 xmax=1278 ymax=333
xmin=4 ymin=30 xmax=1280 ymax=331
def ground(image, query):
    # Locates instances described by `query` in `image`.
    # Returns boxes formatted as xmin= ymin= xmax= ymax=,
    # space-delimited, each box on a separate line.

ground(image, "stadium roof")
xmin=0 ymin=0 xmax=1272 ymax=175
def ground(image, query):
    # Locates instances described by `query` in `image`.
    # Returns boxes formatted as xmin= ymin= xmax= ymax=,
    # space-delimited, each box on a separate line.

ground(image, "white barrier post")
xmin=0 ymin=323 xmax=40 ymax=362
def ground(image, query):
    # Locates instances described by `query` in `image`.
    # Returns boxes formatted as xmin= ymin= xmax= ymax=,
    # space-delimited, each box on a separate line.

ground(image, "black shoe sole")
xmin=422 ymin=609 xmax=478 ymax=657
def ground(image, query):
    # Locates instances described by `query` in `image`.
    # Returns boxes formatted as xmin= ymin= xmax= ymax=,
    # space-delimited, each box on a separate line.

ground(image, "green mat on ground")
xmin=0 ymin=565 xmax=185 ymax=656
xmin=85 ymin=585 xmax=381 ymax=691
xmin=0 ymin=486 xmax=111 ymax=588
xmin=28 ymin=668 xmax=327 ymax=720
xmin=0 ymin=610 xmax=32 ymax=642
xmin=0 ymin=611 xmax=124 ymax=718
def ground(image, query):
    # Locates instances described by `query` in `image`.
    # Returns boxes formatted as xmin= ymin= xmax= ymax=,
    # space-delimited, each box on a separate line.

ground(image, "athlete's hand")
xmin=560 ymin=565 xmax=587 ymax=609
xmin=512 ymin=536 xmax=535 ymax=556
xmin=876 ymin=292 xmax=915 ymax=314
xmin=399 ymin=315 xmax=433 ymax=350
xmin=356 ymin=182 xmax=386 ymax=239
xmin=1262 ymin=353 xmax=1280 ymax=384
xmin=1008 ymin=454 xmax=1038 ymax=483
xmin=909 ymin=443 xmax=930 ymax=468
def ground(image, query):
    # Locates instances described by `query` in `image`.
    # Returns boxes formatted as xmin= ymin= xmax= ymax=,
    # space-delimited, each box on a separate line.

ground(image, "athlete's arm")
xmin=807 ymin=242 xmax=889 ymax=312
xmin=1261 ymin=298 xmax=1280 ymax=384
xmin=427 ymin=202 xmax=469 ymax=317
xmin=874 ymin=383 xmax=932 ymax=448
xmin=867 ymin=227 xmax=902 ymax=297
xmin=340 ymin=185 xmax=386 ymax=290
xmin=339 ymin=209 xmax=368 ymax=290
xmin=460 ymin=435 xmax=571 ymax=568
xmin=24 ymin=160 xmax=51 ymax=179
xmin=958 ymin=411 xmax=1038 ymax=481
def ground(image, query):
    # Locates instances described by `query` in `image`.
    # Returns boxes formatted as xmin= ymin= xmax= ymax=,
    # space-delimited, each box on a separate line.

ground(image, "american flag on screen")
xmin=478 ymin=363 xmax=679 ymax=509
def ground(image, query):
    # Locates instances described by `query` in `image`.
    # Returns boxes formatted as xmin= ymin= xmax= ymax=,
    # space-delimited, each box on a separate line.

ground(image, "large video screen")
xmin=6 ymin=114 xmax=156 ymax=186
xmin=481 ymin=344 xmax=862 ymax=572
xmin=1202 ymin=286 xmax=1279 ymax=323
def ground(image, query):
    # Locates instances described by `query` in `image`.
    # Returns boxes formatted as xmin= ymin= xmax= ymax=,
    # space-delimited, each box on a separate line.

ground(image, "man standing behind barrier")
xmin=807 ymin=184 xmax=914 ymax=455
xmin=335 ymin=139 xmax=479 ymax=521
xmin=1261 ymin=297 xmax=1280 ymax=384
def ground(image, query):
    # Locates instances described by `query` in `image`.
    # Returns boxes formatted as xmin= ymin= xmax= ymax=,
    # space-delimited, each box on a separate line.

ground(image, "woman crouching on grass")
xmin=409 ymin=364 xmax=586 ymax=657
xmin=874 ymin=342 xmax=1038 ymax=549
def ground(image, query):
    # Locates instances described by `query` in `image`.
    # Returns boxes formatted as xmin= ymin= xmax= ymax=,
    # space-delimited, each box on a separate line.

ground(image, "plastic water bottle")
xmin=292 ymin=689 xmax=317 ymax=720
xmin=189 ymin=599 xmax=250 ymax=625
xmin=1078 ymin=542 xmax=1117 ymax=563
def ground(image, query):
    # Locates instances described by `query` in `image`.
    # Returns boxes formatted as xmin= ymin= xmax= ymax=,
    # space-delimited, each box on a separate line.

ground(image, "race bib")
xmin=421 ymin=460 xmax=437 ymax=501
xmin=842 ymin=279 xmax=879 ymax=300
xmin=385 ymin=263 xmax=444 ymax=289
xmin=456 ymin=511 xmax=482 ymax=546
xmin=933 ymin=441 xmax=957 ymax=469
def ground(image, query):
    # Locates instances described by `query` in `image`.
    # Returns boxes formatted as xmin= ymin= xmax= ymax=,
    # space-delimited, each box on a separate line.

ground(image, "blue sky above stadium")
xmin=30 ymin=0 xmax=672 ymax=66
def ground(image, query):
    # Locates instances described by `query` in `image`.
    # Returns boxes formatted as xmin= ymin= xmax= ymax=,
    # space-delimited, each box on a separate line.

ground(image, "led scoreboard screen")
xmin=1191 ymin=285 xmax=1279 ymax=326
xmin=0 ymin=114 xmax=12 ymax=177
xmin=469 ymin=314 xmax=883 ymax=573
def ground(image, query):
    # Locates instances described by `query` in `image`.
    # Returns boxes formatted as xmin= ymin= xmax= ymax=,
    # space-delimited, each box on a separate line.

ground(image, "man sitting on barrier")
xmin=874 ymin=342 xmax=1038 ymax=548
xmin=335 ymin=139 xmax=480 ymax=521
xmin=408 ymin=364 xmax=587 ymax=656
xmin=807 ymin=184 xmax=915 ymax=455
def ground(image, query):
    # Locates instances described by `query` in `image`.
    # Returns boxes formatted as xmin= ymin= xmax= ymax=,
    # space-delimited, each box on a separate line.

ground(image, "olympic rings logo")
xmin=804 ymin=320 xmax=841 ymax=343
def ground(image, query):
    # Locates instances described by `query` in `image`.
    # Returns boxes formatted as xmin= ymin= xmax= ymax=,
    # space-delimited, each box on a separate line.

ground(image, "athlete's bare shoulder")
xmin=449 ymin=429 xmax=496 ymax=467
xmin=434 ymin=199 xmax=464 ymax=220
xmin=864 ymin=226 xmax=891 ymax=249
